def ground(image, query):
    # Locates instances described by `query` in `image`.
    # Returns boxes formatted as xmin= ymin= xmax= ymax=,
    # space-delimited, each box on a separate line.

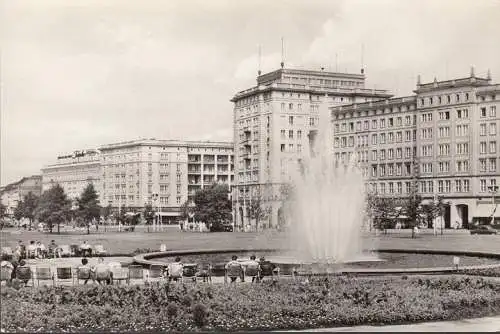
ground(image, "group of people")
xmin=162 ymin=254 xmax=276 ymax=283
xmin=15 ymin=240 xmax=60 ymax=259
xmin=224 ymin=255 xmax=275 ymax=283
xmin=1 ymin=255 xmax=31 ymax=286
xmin=13 ymin=240 xmax=95 ymax=259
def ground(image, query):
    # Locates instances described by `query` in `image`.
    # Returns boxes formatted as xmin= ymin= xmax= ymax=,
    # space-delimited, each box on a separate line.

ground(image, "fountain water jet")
xmin=283 ymin=94 xmax=375 ymax=265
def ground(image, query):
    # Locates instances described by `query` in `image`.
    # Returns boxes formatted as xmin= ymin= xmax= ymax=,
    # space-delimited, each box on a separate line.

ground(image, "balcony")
xmin=188 ymin=158 xmax=201 ymax=164
xmin=217 ymin=156 xmax=229 ymax=164
xmin=188 ymin=167 xmax=201 ymax=174
xmin=203 ymin=176 xmax=215 ymax=184
xmin=203 ymin=168 xmax=215 ymax=174
xmin=188 ymin=177 xmax=201 ymax=185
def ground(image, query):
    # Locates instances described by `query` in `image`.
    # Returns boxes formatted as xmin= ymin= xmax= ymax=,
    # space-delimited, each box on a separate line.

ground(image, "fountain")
xmin=271 ymin=94 xmax=378 ymax=269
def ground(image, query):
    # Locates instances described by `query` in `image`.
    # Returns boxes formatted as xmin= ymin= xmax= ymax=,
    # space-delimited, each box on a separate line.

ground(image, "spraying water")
xmin=287 ymin=94 xmax=368 ymax=264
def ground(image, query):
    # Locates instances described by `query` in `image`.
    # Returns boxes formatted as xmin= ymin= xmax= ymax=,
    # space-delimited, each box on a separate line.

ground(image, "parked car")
xmin=470 ymin=225 xmax=498 ymax=235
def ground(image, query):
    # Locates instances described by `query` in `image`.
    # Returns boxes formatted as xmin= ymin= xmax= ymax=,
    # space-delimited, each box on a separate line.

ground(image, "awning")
xmin=473 ymin=204 xmax=499 ymax=218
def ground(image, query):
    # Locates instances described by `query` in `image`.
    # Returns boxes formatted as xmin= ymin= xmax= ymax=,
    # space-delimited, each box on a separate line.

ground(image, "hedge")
xmin=1 ymin=276 xmax=499 ymax=332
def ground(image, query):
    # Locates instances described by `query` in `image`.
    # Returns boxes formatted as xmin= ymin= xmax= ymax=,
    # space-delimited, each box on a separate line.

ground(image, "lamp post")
xmin=187 ymin=201 xmax=196 ymax=229
xmin=487 ymin=185 xmax=499 ymax=225
xmin=152 ymin=193 xmax=159 ymax=232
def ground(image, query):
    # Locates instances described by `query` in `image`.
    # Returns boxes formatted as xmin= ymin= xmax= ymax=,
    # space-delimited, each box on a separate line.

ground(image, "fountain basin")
xmin=133 ymin=248 xmax=500 ymax=276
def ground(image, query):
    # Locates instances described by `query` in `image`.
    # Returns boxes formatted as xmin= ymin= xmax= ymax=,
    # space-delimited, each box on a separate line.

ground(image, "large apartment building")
xmin=41 ymin=149 xmax=101 ymax=201
xmin=331 ymin=68 xmax=500 ymax=227
xmin=231 ymin=67 xmax=393 ymax=229
xmin=99 ymin=139 xmax=234 ymax=222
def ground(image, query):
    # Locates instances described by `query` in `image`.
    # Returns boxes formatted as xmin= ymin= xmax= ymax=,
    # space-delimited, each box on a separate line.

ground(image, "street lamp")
xmin=187 ymin=201 xmax=196 ymax=228
xmin=152 ymin=193 xmax=159 ymax=232
xmin=487 ymin=185 xmax=499 ymax=225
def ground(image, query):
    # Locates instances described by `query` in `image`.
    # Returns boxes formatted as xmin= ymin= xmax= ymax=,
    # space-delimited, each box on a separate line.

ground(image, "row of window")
xmin=334 ymin=115 xmax=416 ymax=133
xmin=106 ymin=194 xmax=183 ymax=205
xmin=479 ymin=123 xmax=497 ymax=136
xmin=280 ymin=143 xmax=303 ymax=153
xmin=335 ymin=130 xmax=417 ymax=148
xmin=420 ymin=93 xmax=471 ymax=106
xmin=280 ymin=129 xmax=303 ymax=140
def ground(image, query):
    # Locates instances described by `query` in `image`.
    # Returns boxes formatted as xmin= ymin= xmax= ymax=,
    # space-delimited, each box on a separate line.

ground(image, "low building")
xmin=0 ymin=175 xmax=42 ymax=216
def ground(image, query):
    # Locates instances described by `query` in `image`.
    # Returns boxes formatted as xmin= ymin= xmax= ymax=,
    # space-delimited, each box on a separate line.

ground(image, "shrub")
xmin=1 ymin=276 xmax=499 ymax=332
xmin=192 ymin=303 xmax=209 ymax=327
xmin=166 ymin=303 xmax=178 ymax=318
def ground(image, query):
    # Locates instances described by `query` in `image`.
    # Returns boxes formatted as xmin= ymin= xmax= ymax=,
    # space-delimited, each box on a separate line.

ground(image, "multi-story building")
xmin=0 ymin=175 xmax=42 ymax=216
xmin=41 ymin=149 xmax=101 ymax=201
xmin=332 ymin=68 xmax=500 ymax=227
xmin=99 ymin=139 xmax=233 ymax=223
xmin=231 ymin=67 xmax=393 ymax=229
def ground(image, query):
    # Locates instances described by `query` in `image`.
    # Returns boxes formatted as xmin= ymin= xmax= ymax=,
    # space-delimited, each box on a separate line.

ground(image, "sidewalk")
xmin=281 ymin=316 xmax=500 ymax=332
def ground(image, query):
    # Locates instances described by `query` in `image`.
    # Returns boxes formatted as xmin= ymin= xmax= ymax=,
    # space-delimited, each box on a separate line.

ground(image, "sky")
xmin=1 ymin=0 xmax=499 ymax=186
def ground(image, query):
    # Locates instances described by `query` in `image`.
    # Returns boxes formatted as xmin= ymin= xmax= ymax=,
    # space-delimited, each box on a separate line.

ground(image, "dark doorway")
xmin=444 ymin=204 xmax=451 ymax=229
xmin=457 ymin=204 xmax=469 ymax=229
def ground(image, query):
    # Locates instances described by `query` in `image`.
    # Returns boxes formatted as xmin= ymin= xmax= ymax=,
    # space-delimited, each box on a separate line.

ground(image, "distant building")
xmin=331 ymin=68 xmax=500 ymax=227
xmin=99 ymin=139 xmax=234 ymax=222
xmin=41 ymin=149 xmax=101 ymax=201
xmin=231 ymin=67 xmax=392 ymax=229
xmin=0 ymin=175 xmax=42 ymax=216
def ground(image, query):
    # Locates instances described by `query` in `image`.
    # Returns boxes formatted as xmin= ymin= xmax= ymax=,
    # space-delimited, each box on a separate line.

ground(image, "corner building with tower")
xmin=231 ymin=67 xmax=392 ymax=230
xmin=331 ymin=68 xmax=500 ymax=228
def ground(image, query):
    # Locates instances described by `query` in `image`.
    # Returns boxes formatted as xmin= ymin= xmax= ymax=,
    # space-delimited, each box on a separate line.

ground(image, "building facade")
xmin=331 ymin=68 xmax=500 ymax=227
xmin=231 ymin=67 xmax=393 ymax=230
xmin=99 ymin=139 xmax=234 ymax=222
xmin=41 ymin=149 xmax=101 ymax=201
xmin=0 ymin=175 xmax=42 ymax=216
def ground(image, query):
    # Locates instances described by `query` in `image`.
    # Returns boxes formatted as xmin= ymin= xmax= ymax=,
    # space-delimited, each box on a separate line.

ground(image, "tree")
xmin=142 ymin=203 xmax=155 ymax=232
xmin=366 ymin=194 xmax=396 ymax=233
xmin=14 ymin=192 xmax=39 ymax=230
xmin=401 ymin=187 xmax=423 ymax=238
xmin=193 ymin=184 xmax=231 ymax=227
xmin=34 ymin=184 xmax=71 ymax=234
xmin=76 ymin=183 xmax=101 ymax=235
xmin=248 ymin=198 xmax=271 ymax=231
xmin=0 ymin=202 xmax=6 ymax=219
xmin=101 ymin=203 xmax=112 ymax=222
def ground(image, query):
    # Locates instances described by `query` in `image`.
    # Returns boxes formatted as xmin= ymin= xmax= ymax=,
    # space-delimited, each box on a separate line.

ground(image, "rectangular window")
xmin=480 ymin=141 xmax=487 ymax=154
xmin=490 ymin=123 xmax=497 ymax=135
xmin=490 ymin=141 xmax=497 ymax=154
xmin=289 ymin=116 xmax=294 ymax=125
xmin=480 ymin=179 xmax=487 ymax=192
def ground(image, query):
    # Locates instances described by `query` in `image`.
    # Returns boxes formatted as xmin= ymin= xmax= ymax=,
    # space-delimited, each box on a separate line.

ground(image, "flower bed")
xmin=1 ymin=276 xmax=500 ymax=332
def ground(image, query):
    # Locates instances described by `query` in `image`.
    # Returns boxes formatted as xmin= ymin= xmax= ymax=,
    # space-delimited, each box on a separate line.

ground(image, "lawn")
xmin=1 ymin=227 xmax=499 ymax=256
xmin=1 ymin=275 xmax=499 ymax=332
